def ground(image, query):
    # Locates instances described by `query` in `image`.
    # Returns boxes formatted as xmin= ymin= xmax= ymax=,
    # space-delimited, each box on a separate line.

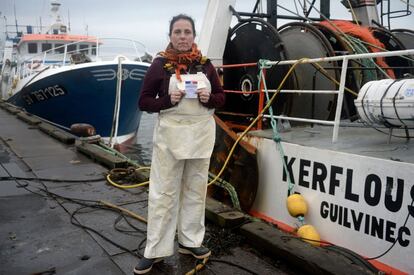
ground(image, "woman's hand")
xmin=170 ymin=90 xmax=185 ymax=105
xmin=197 ymin=88 xmax=210 ymax=103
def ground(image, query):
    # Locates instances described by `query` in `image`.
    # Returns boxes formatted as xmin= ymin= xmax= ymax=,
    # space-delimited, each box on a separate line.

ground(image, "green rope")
xmin=258 ymin=60 xmax=305 ymax=226
xmin=297 ymin=215 xmax=305 ymax=226
xmin=349 ymin=36 xmax=391 ymax=79
xmin=341 ymin=34 xmax=394 ymax=81
xmin=258 ymin=59 xmax=294 ymax=196
xmin=351 ymin=35 xmax=414 ymax=65
xmin=93 ymin=141 xmax=142 ymax=168
xmin=208 ymin=172 xmax=241 ymax=210
xmin=345 ymin=37 xmax=378 ymax=82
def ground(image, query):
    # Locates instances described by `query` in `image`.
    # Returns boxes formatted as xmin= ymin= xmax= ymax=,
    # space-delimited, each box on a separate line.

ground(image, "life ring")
xmin=28 ymin=61 xmax=41 ymax=70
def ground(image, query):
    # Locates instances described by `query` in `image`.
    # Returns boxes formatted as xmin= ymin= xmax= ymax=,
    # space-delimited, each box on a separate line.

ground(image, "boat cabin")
xmin=17 ymin=33 xmax=98 ymax=66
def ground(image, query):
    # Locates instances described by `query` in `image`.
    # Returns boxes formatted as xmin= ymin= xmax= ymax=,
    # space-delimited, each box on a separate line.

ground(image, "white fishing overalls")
xmin=144 ymin=72 xmax=215 ymax=258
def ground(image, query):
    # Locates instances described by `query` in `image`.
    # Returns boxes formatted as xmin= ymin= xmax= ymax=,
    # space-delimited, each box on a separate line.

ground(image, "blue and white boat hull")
xmin=7 ymin=61 xmax=149 ymax=142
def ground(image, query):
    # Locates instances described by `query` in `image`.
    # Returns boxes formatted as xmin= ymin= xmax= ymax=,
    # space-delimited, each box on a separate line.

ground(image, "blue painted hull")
xmin=8 ymin=63 xmax=149 ymax=139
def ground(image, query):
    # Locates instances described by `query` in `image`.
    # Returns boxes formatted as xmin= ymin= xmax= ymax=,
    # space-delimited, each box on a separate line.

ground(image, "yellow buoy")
xmin=297 ymin=224 xmax=321 ymax=246
xmin=286 ymin=193 xmax=308 ymax=217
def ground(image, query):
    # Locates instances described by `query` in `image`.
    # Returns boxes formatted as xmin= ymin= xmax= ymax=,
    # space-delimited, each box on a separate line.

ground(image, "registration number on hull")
xmin=23 ymin=84 xmax=67 ymax=105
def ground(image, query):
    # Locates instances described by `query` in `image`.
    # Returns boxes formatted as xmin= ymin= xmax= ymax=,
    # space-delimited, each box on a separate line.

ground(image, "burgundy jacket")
xmin=138 ymin=57 xmax=225 ymax=113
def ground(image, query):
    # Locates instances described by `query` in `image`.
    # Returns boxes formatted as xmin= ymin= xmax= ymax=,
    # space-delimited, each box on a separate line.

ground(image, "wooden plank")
xmin=205 ymin=197 xmax=246 ymax=228
xmin=16 ymin=112 xmax=41 ymax=125
xmin=38 ymin=122 xmax=76 ymax=144
xmin=240 ymin=221 xmax=374 ymax=275
xmin=76 ymin=143 xmax=127 ymax=169
xmin=3 ymin=105 xmax=21 ymax=114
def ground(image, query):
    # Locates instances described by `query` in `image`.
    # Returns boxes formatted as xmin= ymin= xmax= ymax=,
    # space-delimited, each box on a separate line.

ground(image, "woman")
xmin=134 ymin=14 xmax=225 ymax=274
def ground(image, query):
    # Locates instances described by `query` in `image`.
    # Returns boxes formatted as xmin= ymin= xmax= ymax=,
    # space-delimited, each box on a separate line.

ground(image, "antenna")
xmin=303 ymin=0 xmax=308 ymax=17
xmin=13 ymin=2 xmax=18 ymax=34
xmin=4 ymin=16 xmax=8 ymax=37
xmin=67 ymin=9 xmax=71 ymax=32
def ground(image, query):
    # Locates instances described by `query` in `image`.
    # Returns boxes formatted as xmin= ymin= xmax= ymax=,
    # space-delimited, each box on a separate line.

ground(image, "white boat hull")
xmin=249 ymin=133 xmax=414 ymax=274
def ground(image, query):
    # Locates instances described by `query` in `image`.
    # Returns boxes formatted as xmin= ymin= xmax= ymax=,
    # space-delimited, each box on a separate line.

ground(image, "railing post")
xmin=96 ymin=38 xmax=99 ymax=59
xmin=332 ymin=57 xmax=349 ymax=143
xmin=258 ymin=68 xmax=266 ymax=130
xmin=132 ymin=41 xmax=140 ymax=61
xmin=63 ymin=44 xmax=67 ymax=66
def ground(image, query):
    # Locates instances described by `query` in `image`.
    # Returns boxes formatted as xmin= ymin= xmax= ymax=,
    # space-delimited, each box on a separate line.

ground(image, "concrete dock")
xmin=0 ymin=105 xmax=298 ymax=275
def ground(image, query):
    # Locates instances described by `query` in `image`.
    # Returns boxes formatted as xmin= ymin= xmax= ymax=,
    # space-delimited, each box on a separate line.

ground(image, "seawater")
xmin=124 ymin=112 xmax=156 ymax=166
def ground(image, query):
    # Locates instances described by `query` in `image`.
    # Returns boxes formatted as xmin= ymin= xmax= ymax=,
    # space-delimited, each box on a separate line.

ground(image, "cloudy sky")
xmin=1 ymin=0 xmax=413 ymax=53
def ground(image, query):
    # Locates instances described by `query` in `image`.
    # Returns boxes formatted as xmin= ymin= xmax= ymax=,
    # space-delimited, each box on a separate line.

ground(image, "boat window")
xmin=67 ymin=44 xmax=77 ymax=53
xmin=54 ymin=44 xmax=64 ymax=54
xmin=91 ymin=46 xmax=97 ymax=55
xmin=79 ymin=44 xmax=89 ymax=54
xmin=28 ymin=43 xmax=38 ymax=54
xmin=42 ymin=43 xmax=52 ymax=52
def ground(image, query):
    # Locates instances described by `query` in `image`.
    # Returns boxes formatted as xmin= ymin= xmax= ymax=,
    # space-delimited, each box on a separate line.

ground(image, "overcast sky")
xmin=1 ymin=0 xmax=413 ymax=53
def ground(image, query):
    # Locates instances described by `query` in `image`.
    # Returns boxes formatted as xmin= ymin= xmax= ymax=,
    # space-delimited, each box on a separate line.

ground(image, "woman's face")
xmin=170 ymin=19 xmax=194 ymax=52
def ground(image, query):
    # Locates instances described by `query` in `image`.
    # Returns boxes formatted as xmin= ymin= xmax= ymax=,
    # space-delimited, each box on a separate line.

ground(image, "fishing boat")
xmin=200 ymin=0 xmax=414 ymax=274
xmin=0 ymin=1 xmax=151 ymax=144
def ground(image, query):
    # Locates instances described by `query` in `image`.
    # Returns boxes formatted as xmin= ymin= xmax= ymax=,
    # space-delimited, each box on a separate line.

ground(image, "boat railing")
xmin=17 ymin=38 xmax=151 ymax=79
xmin=217 ymin=49 xmax=414 ymax=143
xmin=96 ymin=38 xmax=151 ymax=62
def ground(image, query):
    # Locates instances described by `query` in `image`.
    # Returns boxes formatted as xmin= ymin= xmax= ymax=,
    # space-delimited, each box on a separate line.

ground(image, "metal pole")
xmin=267 ymin=49 xmax=414 ymax=65
xmin=42 ymin=52 xmax=46 ymax=66
xmin=109 ymin=56 xmax=124 ymax=148
xmin=62 ymin=44 xmax=67 ymax=66
xmin=332 ymin=58 xmax=349 ymax=143
xmin=320 ymin=0 xmax=330 ymax=19
xmin=258 ymin=68 xmax=266 ymax=130
xmin=96 ymin=38 xmax=99 ymax=59
xmin=132 ymin=41 xmax=139 ymax=61
xmin=267 ymin=0 xmax=277 ymax=27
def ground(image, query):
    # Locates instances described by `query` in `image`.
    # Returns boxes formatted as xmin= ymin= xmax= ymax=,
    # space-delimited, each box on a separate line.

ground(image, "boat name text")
xmin=282 ymin=156 xmax=413 ymax=247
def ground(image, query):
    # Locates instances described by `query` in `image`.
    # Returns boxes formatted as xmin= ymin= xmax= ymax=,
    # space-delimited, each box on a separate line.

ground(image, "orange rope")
xmin=320 ymin=20 xmax=395 ymax=78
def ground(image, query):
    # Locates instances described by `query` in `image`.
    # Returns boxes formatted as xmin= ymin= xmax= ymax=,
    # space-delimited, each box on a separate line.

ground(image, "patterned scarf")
xmin=158 ymin=43 xmax=202 ymax=81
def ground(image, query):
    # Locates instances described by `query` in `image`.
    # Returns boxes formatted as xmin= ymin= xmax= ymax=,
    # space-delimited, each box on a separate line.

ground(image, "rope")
xmin=340 ymin=35 xmax=379 ymax=82
xmin=310 ymin=63 xmax=358 ymax=96
xmin=106 ymin=167 xmax=150 ymax=189
xmin=185 ymin=258 xmax=210 ymax=275
xmin=347 ymin=36 xmax=390 ymax=79
xmin=258 ymin=60 xmax=294 ymax=195
xmin=97 ymin=141 xmax=142 ymax=167
xmin=209 ymin=172 xmax=241 ymax=210
xmin=346 ymin=0 xmax=360 ymax=26
xmin=96 ymin=140 xmax=242 ymax=208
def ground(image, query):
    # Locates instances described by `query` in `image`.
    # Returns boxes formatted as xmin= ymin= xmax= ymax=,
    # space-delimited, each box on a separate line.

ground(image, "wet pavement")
xmin=0 ymin=107 xmax=297 ymax=274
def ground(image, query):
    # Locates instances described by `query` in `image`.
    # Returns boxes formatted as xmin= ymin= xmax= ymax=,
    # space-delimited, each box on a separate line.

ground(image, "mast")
xmin=198 ymin=0 xmax=236 ymax=65
xmin=13 ymin=3 xmax=18 ymax=35
xmin=267 ymin=0 xmax=277 ymax=28
xmin=341 ymin=0 xmax=380 ymax=26
xmin=320 ymin=0 xmax=330 ymax=19
xmin=48 ymin=0 xmax=67 ymax=34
